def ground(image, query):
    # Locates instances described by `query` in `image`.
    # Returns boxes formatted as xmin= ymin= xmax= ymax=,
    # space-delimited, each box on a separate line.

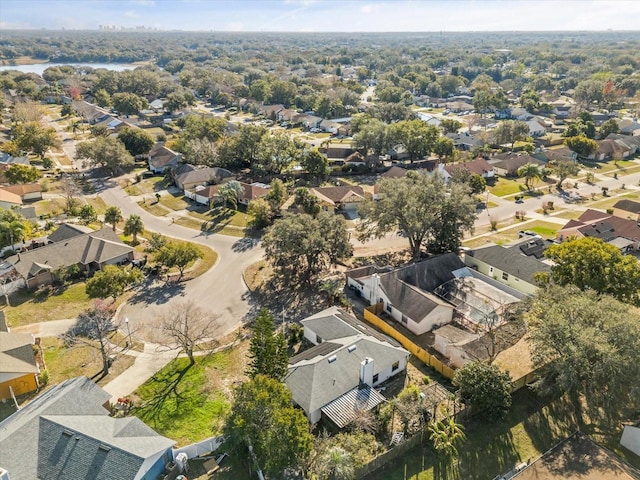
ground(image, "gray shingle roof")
xmin=467 ymin=245 xmax=551 ymax=284
xmin=148 ymin=143 xmax=180 ymax=170
xmin=285 ymin=336 xmax=408 ymax=418
xmin=48 ymin=223 xmax=94 ymax=243
xmin=613 ymin=199 xmax=640 ymax=215
xmin=8 ymin=227 xmax=133 ymax=279
xmin=0 ymin=377 xmax=174 ymax=480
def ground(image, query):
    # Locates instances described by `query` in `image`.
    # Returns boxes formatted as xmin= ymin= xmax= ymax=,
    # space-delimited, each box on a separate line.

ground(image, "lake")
xmin=0 ymin=63 xmax=138 ymax=75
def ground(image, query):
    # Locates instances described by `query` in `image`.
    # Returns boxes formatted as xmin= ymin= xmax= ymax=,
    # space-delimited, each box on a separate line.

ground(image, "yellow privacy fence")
xmin=364 ymin=305 xmax=455 ymax=380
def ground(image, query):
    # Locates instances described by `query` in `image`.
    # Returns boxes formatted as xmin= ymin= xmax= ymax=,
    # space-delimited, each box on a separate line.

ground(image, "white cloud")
xmin=131 ymin=0 xmax=155 ymax=5
xmin=123 ymin=10 xmax=138 ymax=18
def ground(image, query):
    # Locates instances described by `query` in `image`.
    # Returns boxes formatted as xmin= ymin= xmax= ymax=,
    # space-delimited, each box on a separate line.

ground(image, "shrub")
xmin=39 ymin=369 xmax=49 ymax=387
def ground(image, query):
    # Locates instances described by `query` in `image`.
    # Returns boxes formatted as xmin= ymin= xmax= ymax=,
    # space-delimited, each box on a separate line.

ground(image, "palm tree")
xmin=429 ymin=417 xmax=466 ymax=457
xmin=218 ymin=180 xmax=243 ymax=210
xmin=104 ymin=206 xmax=123 ymax=232
xmin=123 ymin=214 xmax=144 ymax=244
xmin=316 ymin=445 xmax=355 ymax=480
xmin=0 ymin=220 xmax=26 ymax=249
xmin=517 ymin=163 xmax=542 ymax=191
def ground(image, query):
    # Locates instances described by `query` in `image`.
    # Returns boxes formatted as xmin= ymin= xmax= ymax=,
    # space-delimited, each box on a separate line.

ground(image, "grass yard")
xmin=138 ymin=200 xmax=171 ymax=216
xmin=132 ymin=340 xmax=249 ymax=447
xmin=159 ymin=193 xmax=190 ymax=211
xmin=370 ymin=389 xmax=640 ymax=480
xmin=188 ymin=207 xmax=252 ymax=228
xmin=589 ymin=192 xmax=639 ymax=210
xmin=527 ymin=221 xmax=560 ymax=238
xmin=463 ymin=220 xmax=560 ymax=249
xmin=605 ymin=164 xmax=640 ymax=177
xmin=3 ymin=282 xmax=90 ymax=327
xmin=130 ymin=177 xmax=169 ymax=195
xmin=549 ymin=209 xmax=584 ymax=220
xmin=84 ymin=195 xmax=108 ymax=214
xmin=175 ymin=216 xmax=249 ymax=238
xmin=42 ymin=336 xmax=135 ymax=387
xmin=487 ymin=177 xmax=528 ymax=197
xmin=34 ymin=198 xmax=66 ymax=217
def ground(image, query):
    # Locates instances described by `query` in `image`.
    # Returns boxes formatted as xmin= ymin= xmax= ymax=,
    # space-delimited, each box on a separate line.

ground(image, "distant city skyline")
xmin=1 ymin=0 xmax=639 ymax=32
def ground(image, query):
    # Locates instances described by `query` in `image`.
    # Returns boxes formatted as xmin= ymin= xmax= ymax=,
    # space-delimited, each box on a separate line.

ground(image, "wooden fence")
xmin=363 ymin=305 xmax=455 ymax=380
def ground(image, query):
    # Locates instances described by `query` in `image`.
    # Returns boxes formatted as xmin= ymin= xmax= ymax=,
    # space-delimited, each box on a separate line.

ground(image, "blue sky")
xmin=1 ymin=1 xmax=639 ymax=32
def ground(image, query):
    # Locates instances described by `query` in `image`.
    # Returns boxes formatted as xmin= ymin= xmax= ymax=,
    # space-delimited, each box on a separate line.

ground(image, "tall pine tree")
xmin=247 ymin=308 xmax=289 ymax=380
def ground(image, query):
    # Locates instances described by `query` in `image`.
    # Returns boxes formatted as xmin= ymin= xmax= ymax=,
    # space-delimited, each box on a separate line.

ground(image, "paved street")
xmin=99 ymin=181 xmax=264 ymax=344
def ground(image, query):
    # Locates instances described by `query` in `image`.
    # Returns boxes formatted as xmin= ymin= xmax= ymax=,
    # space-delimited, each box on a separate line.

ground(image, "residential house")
xmin=618 ymin=118 xmax=640 ymax=136
xmin=298 ymin=114 xmax=323 ymax=130
xmin=487 ymin=152 xmax=545 ymax=177
xmin=149 ymin=98 xmax=164 ymax=112
xmin=0 ymin=189 xmax=22 ymax=209
xmin=557 ymin=209 xmax=640 ymax=251
xmin=0 ymin=183 xmax=43 ymax=202
xmin=6 ymin=227 xmax=134 ymax=289
xmin=538 ymin=146 xmax=577 ymax=164
xmin=337 ymin=122 xmax=352 ymax=137
xmin=612 ymin=199 xmax=640 ymax=222
xmin=605 ymin=133 xmax=640 ymax=155
xmin=72 ymin=100 xmax=111 ymax=124
xmin=589 ymin=111 xmax=610 ymax=125
xmin=172 ymin=164 xmax=234 ymax=190
xmin=591 ymin=138 xmax=632 ymax=161
xmin=284 ymin=307 xmax=409 ymax=425
xmin=512 ymin=235 xmax=555 ymax=259
xmin=508 ymin=107 xmax=533 ymax=121
xmin=47 ymin=223 xmax=93 ymax=243
xmin=308 ymin=185 xmax=366 ymax=216
xmin=347 ymin=254 xmax=523 ymax=336
xmin=441 ymin=157 xmax=495 ymax=181
xmin=0 ymin=153 xmax=30 ymax=182
xmin=417 ymin=112 xmax=441 ymax=127
xmin=444 ymin=100 xmax=474 ymax=113
xmin=0 ymin=324 xmax=41 ymax=400
xmin=190 ymin=181 xmax=269 ymax=207
xmin=621 ymin=425 xmax=640 ymax=457
xmin=147 ymin=143 xmax=181 ymax=174
xmin=0 ymin=376 xmax=175 ymax=480
xmin=464 ymin=244 xmax=551 ymax=296
xmin=259 ymin=104 xmax=285 ymax=119
xmin=324 ymin=145 xmax=355 ymax=162
xmin=446 ymin=132 xmax=484 ymax=151
xmin=525 ymin=118 xmax=547 ymax=137
xmin=319 ymin=119 xmax=341 ymax=134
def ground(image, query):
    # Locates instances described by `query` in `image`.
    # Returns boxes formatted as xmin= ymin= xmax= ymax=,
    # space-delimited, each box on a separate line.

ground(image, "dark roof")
xmin=575 ymin=210 xmax=640 ymax=242
xmin=512 ymin=236 xmax=553 ymax=259
xmin=175 ymin=165 xmax=234 ymax=186
xmin=488 ymin=153 xmax=545 ymax=172
xmin=148 ymin=142 xmax=180 ymax=169
xmin=0 ymin=377 xmax=173 ymax=480
xmin=392 ymin=253 xmax=465 ymax=293
xmin=379 ymin=276 xmax=447 ymax=322
xmin=8 ymin=227 xmax=132 ymax=279
xmin=444 ymin=157 xmax=494 ymax=177
xmin=310 ymin=185 xmax=365 ymax=204
xmin=614 ymin=199 xmax=640 ymax=215
xmin=467 ymin=245 xmax=551 ymax=284
xmin=289 ymin=342 xmax=342 ymax=363
xmin=382 ymin=166 xmax=408 ymax=178
xmin=579 ymin=221 xmax=616 ymax=242
xmin=48 ymin=223 xmax=94 ymax=243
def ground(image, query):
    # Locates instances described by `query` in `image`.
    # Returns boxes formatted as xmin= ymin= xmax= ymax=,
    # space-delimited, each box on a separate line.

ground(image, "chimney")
xmin=359 ymin=357 xmax=374 ymax=386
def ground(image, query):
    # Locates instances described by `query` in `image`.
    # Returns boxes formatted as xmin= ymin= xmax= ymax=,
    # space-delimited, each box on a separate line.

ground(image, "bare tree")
xmin=60 ymin=176 xmax=81 ymax=214
xmin=12 ymin=101 xmax=45 ymax=124
xmin=159 ymin=301 xmax=221 ymax=365
xmin=63 ymin=300 xmax=121 ymax=379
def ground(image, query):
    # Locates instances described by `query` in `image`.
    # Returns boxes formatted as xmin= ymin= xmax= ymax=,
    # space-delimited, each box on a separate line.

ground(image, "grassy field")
xmin=138 ymin=200 xmax=171 ymax=216
xmin=132 ymin=340 xmax=249 ymax=447
xmin=370 ymin=389 xmax=640 ymax=480
xmin=589 ymin=192 xmax=639 ymax=210
xmin=463 ymin=220 xmax=560 ymax=249
xmin=3 ymin=282 xmax=90 ymax=327
xmin=175 ymin=216 xmax=249 ymax=238
xmin=487 ymin=178 xmax=528 ymax=197
xmin=43 ymin=336 xmax=135 ymax=386
xmin=85 ymin=196 xmax=108 ymax=214
xmin=188 ymin=207 xmax=252 ymax=228
xmin=159 ymin=193 xmax=190 ymax=211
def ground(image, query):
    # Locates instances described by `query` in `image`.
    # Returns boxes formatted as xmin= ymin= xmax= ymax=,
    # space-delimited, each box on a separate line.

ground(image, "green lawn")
xmin=138 ymin=200 xmax=171 ymax=216
xmin=132 ymin=342 xmax=249 ymax=447
xmin=85 ymin=196 xmax=108 ymax=215
xmin=188 ymin=207 xmax=252 ymax=228
xmin=370 ymin=389 xmax=640 ymax=480
xmin=175 ymin=216 xmax=248 ymax=237
xmin=3 ymin=282 xmax=90 ymax=327
xmin=589 ymin=192 xmax=639 ymax=210
xmin=487 ymin=178 xmax=528 ymax=197
xmin=34 ymin=198 xmax=66 ymax=217
xmin=43 ymin=336 xmax=135 ymax=386
xmin=159 ymin=193 xmax=190 ymax=211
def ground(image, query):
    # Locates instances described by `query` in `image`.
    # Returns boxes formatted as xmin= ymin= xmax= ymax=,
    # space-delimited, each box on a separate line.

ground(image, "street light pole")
xmin=124 ymin=317 xmax=131 ymax=348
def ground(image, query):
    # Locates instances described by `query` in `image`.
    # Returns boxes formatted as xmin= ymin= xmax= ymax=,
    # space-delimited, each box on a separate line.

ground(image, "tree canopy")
xmin=85 ymin=265 xmax=142 ymax=301
xmin=247 ymin=308 xmax=288 ymax=381
xmin=543 ymin=236 xmax=640 ymax=305
xmin=153 ymin=241 xmax=203 ymax=281
xmin=76 ymin=136 xmax=134 ymax=174
xmin=452 ymin=361 xmax=512 ymax=419
xmin=3 ymin=164 xmax=40 ymax=184
xmin=358 ymin=172 xmax=476 ymax=259
xmin=225 ymin=375 xmax=313 ymax=476
xmin=526 ymin=285 xmax=640 ymax=414
xmin=263 ymin=212 xmax=352 ymax=285
xmin=117 ymin=127 xmax=155 ymax=156
xmin=12 ymin=121 xmax=60 ymax=158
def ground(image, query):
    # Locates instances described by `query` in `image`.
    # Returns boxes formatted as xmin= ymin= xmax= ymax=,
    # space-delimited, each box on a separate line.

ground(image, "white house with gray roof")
xmin=285 ymin=307 xmax=409 ymax=426
xmin=0 ymin=376 xmax=175 ymax=480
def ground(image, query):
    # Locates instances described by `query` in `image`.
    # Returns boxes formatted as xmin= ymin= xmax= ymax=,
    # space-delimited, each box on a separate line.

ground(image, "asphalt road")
xmin=99 ymin=181 xmax=265 ymax=343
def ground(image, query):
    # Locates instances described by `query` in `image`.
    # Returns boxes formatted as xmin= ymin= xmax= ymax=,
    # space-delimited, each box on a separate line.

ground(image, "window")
xmin=392 ymin=361 xmax=400 ymax=372
xmin=502 ymin=272 xmax=509 ymax=281
xmin=373 ymin=373 xmax=379 ymax=384
xmin=316 ymin=335 xmax=323 ymax=343
xmin=401 ymin=315 xmax=408 ymax=325
xmin=386 ymin=304 xmax=392 ymax=313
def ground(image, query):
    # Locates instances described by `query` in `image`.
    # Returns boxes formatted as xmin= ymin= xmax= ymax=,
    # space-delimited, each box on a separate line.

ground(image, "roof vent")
xmin=328 ymin=355 xmax=337 ymax=363
xmin=98 ymin=444 xmax=111 ymax=452
xmin=347 ymin=345 xmax=357 ymax=353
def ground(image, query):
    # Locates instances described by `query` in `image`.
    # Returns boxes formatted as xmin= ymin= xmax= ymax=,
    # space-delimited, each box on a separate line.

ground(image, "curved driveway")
xmin=99 ymin=182 xmax=264 ymax=342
